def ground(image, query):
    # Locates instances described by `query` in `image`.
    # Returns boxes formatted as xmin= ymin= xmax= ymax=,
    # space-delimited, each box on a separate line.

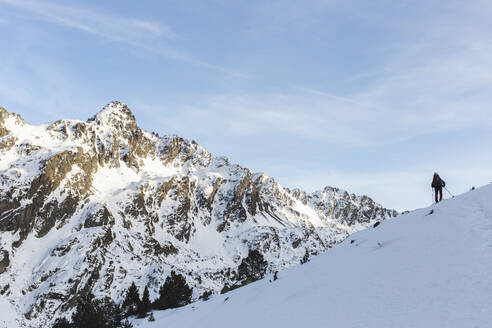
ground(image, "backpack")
xmin=432 ymin=174 xmax=444 ymax=188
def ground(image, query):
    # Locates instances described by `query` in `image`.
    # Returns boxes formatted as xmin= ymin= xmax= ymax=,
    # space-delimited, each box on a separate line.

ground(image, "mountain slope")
xmin=0 ymin=102 xmax=397 ymax=327
xmin=133 ymin=184 xmax=492 ymax=328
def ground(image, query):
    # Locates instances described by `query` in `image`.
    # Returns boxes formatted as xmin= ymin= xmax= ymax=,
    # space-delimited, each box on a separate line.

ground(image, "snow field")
xmin=134 ymin=184 xmax=492 ymax=328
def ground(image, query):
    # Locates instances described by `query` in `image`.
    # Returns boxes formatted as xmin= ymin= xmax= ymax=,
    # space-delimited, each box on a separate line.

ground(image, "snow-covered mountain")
xmin=0 ymin=102 xmax=397 ymax=327
xmin=133 ymin=183 xmax=492 ymax=328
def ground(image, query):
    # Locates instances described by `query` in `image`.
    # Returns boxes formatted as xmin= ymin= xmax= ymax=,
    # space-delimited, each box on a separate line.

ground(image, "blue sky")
xmin=1 ymin=0 xmax=491 ymax=210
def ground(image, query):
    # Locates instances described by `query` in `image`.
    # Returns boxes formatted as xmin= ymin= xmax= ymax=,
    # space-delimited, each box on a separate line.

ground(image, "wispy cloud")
xmin=0 ymin=0 xmax=241 ymax=75
xmin=293 ymin=86 xmax=360 ymax=105
xmin=143 ymin=46 xmax=492 ymax=147
xmin=0 ymin=0 xmax=173 ymax=41
xmin=136 ymin=1 xmax=492 ymax=146
xmin=134 ymin=43 xmax=248 ymax=78
xmin=354 ymin=40 xmax=492 ymax=132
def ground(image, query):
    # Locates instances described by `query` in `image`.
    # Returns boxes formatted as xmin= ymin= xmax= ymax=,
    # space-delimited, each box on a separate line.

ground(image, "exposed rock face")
xmin=0 ymin=101 xmax=398 ymax=326
xmin=0 ymin=107 xmax=18 ymax=151
xmin=0 ymin=250 xmax=9 ymax=274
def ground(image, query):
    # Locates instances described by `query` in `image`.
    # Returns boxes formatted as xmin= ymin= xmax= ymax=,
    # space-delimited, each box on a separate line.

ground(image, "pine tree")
xmin=121 ymin=319 xmax=133 ymax=328
xmin=99 ymin=298 xmax=124 ymax=328
xmin=137 ymin=286 xmax=151 ymax=318
xmin=70 ymin=293 xmax=123 ymax=328
xmin=237 ymin=249 xmax=268 ymax=284
xmin=122 ymin=282 xmax=141 ymax=316
xmin=71 ymin=293 xmax=107 ymax=328
xmin=153 ymin=271 xmax=192 ymax=310
xmin=52 ymin=317 xmax=72 ymax=328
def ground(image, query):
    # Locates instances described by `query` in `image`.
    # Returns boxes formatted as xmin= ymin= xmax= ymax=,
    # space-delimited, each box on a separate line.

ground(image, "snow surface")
xmin=133 ymin=184 xmax=492 ymax=328
xmin=0 ymin=297 xmax=19 ymax=328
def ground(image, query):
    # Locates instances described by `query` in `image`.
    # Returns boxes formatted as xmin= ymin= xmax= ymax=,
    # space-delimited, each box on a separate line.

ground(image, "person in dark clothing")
xmin=431 ymin=172 xmax=445 ymax=203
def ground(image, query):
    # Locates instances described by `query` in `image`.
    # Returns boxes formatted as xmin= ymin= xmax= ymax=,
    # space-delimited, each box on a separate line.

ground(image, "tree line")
xmin=52 ymin=249 xmax=270 ymax=328
xmin=52 ymin=271 xmax=192 ymax=328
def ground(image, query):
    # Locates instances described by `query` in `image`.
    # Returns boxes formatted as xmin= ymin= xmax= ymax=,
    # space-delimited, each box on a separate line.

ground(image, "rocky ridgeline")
xmin=0 ymin=102 xmax=398 ymax=326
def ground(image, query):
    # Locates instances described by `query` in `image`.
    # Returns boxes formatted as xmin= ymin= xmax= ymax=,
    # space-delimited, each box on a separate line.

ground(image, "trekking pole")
xmin=444 ymin=187 xmax=455 ymax=198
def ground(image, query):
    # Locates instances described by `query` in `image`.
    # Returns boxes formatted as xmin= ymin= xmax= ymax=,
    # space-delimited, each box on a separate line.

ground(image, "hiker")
xmin=431 ymin=172 xmax=445 ymax=203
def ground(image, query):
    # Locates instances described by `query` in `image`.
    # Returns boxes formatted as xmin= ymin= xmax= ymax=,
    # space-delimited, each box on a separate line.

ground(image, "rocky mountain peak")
xmin=88 ymin=101 xmax=137 ymax=128
xmin=0 ymin=107 xmax=8 ymax=137
xmin=0 ymin=106 xmax=24 ymax=125
xmin=0 ymin=106 xmax=8 ymax=122
xmin=0 ymin=106 xmax=25 ymax=138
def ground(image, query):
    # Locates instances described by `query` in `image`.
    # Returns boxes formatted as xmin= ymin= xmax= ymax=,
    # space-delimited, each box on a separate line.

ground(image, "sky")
xmin=0 ymin=0 xmax=491 ymax=211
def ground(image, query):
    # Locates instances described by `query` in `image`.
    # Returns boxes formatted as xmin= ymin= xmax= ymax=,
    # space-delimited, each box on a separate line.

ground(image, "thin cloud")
xmin=134 ymin=43 xmax=249 ymax=78
xmin=293 ymin=86 xmax=360 ymax=105
xmin=355 ymin=40 xmax=492 ymax=132
xmin=293 ymin=85 xmax=392 ymax=115
xmin=0 ymin=0 xmax=240 ymax=75
xmin=137 ymin=94 xmax=378 ymax=146
xmin=135 ymin=31 xmax=492 ymax=146
xmin=152 ymin=41 xmax=492 ymax=146
xmin=0 ymin=0 xmax=173 ymax=40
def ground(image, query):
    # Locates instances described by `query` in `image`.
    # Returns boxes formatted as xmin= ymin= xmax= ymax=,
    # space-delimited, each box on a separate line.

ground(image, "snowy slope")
xmin=133 ymin=184 xmax=492 ymax=328
xmin=0 ymin=102 xmax=397 ymax=327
